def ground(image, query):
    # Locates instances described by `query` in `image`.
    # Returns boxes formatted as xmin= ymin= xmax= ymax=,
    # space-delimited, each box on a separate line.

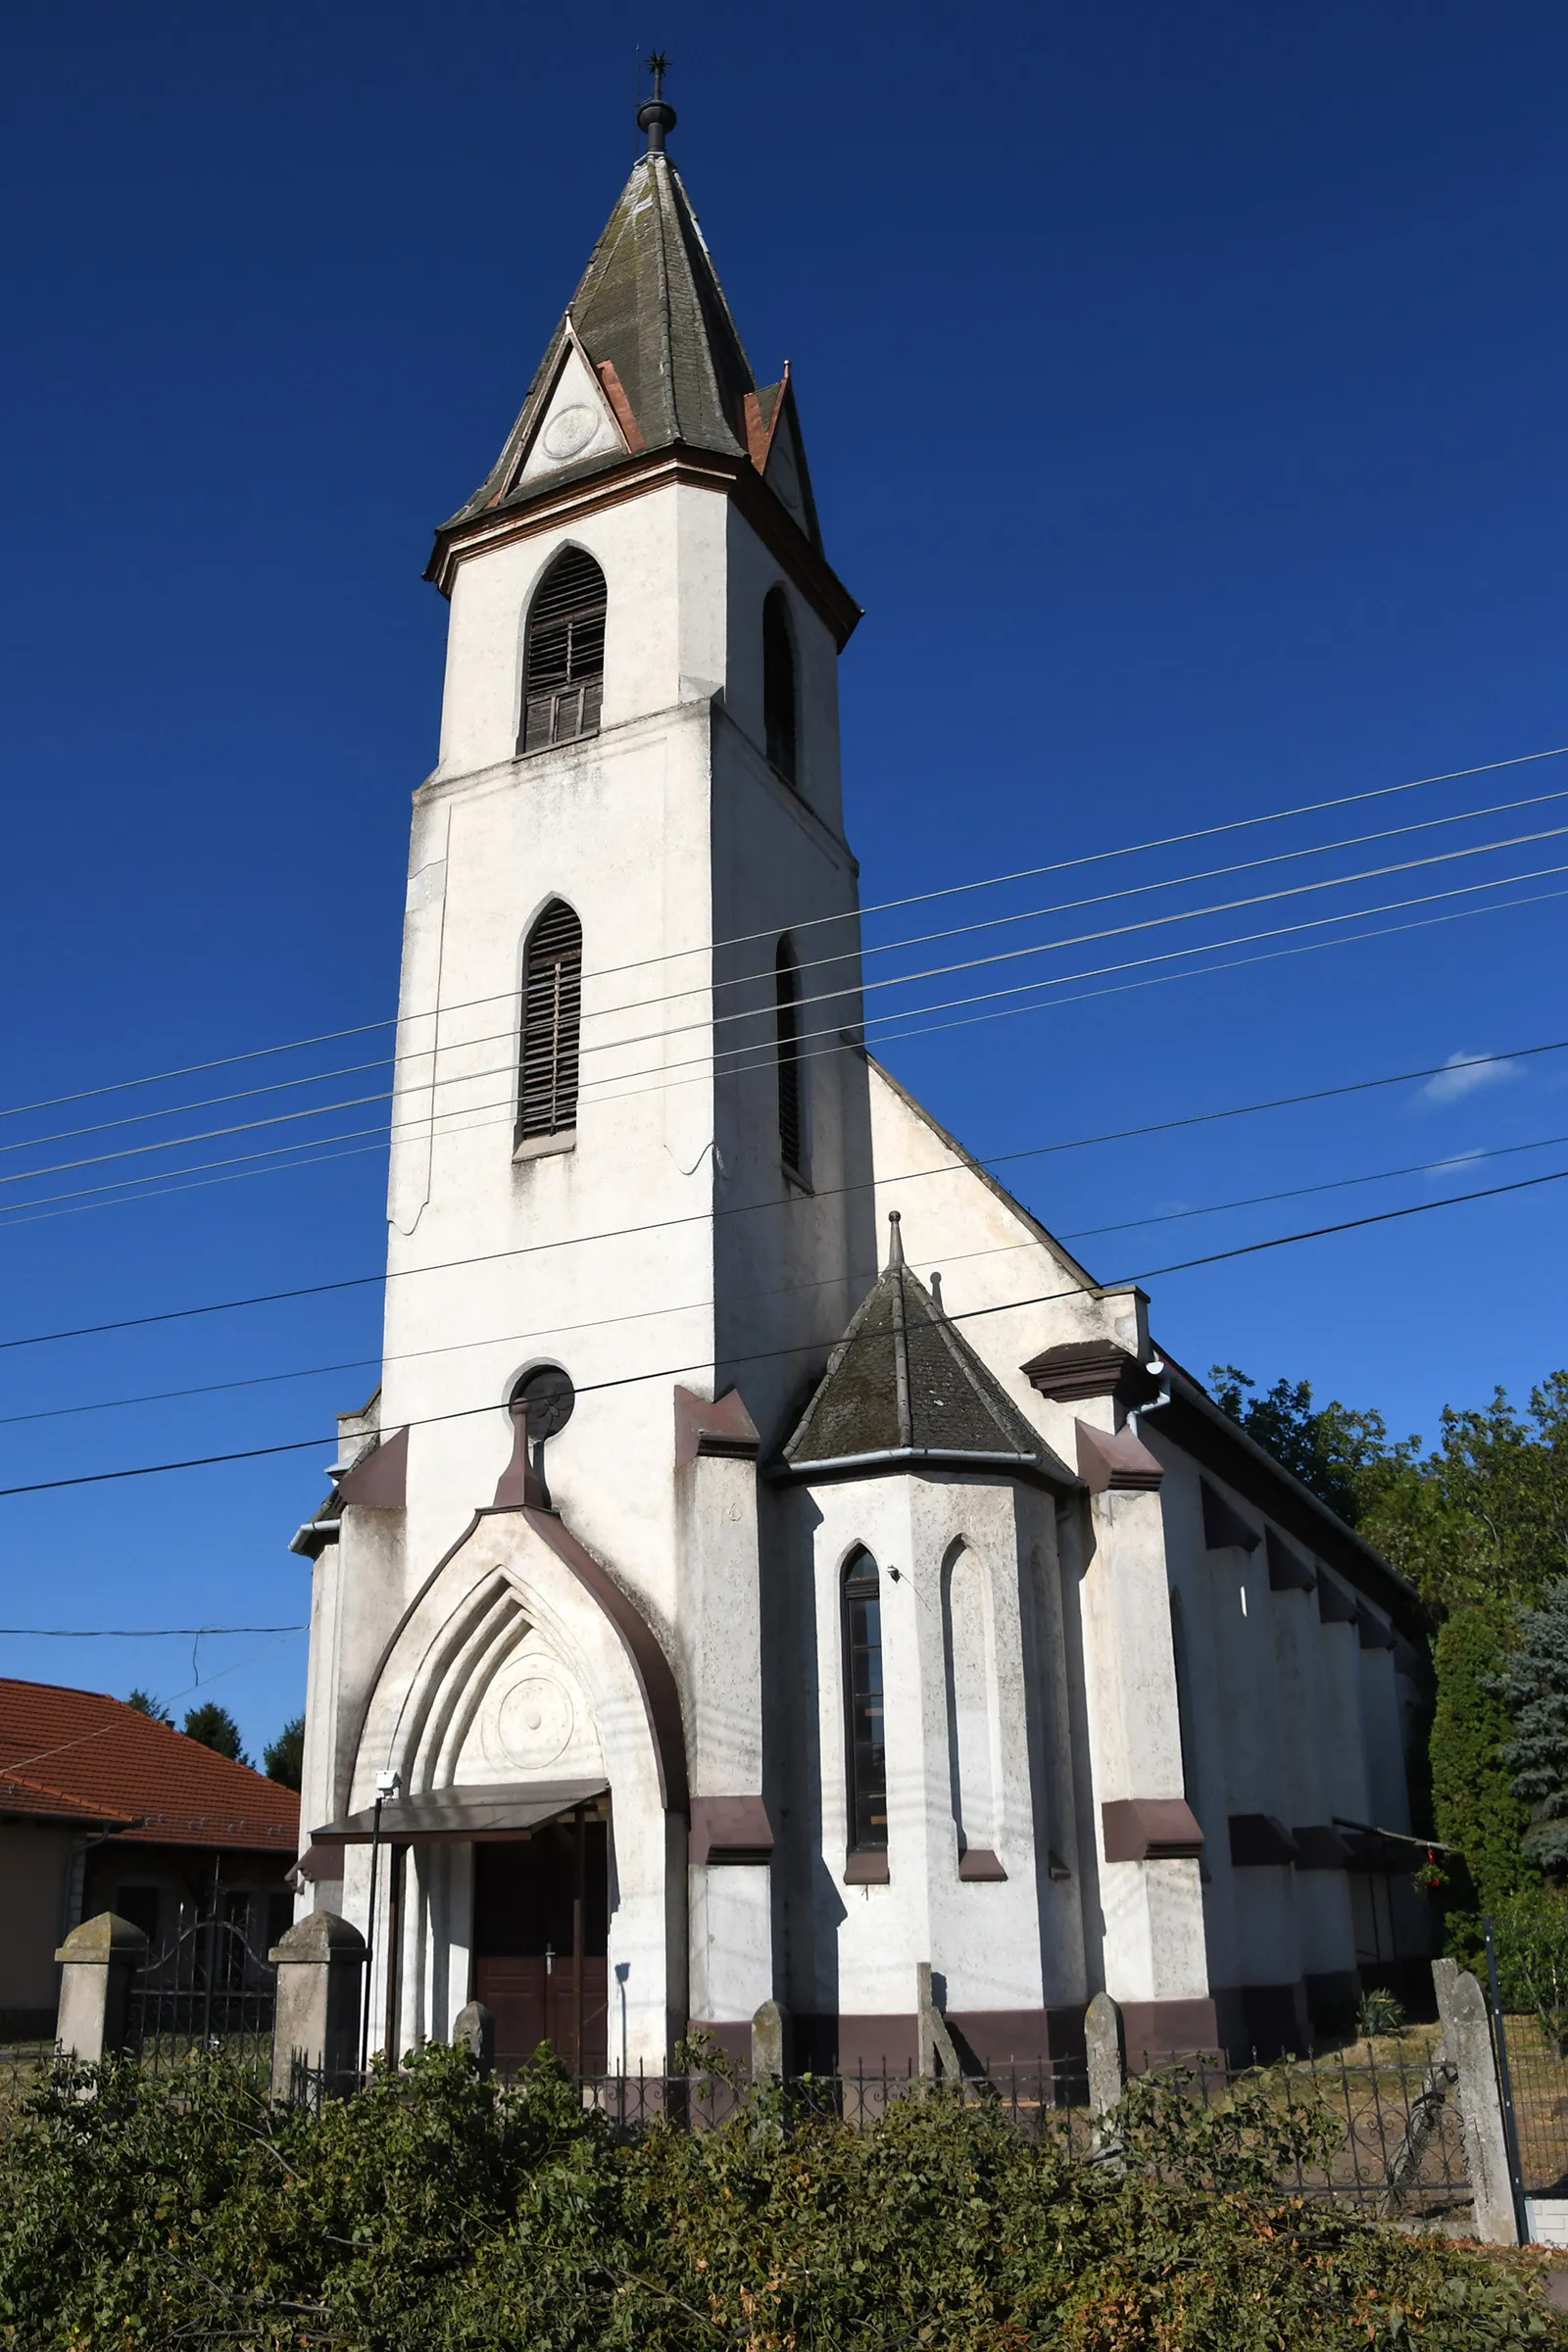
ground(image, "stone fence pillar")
xmin=269 ymin=1911 xmax=366 ymax=2102
xmin=54 ymin=1913 xmax=148 ymax=2062
xmin=1085 ymin=1990 xmax=1124 ymax=2120
xmin=751 ymin=1998 xmax=788 ymax=2083
xmin=453 ymin=2000 xmax=495 ymax=2074
xmin=1433 ymin=1956 xmax=1519 ymax=2245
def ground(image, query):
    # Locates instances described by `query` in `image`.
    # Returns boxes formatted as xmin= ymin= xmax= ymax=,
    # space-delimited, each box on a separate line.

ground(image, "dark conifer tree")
xmin=1498 ymin=1578 xmax=1568 ymax=1874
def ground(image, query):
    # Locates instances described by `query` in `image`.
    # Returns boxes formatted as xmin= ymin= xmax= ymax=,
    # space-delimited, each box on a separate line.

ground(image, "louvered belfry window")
xmin=517 ymin=899 xmax=583 ymax=1142
xmin=775 ymin=935 xmax=803 ymax=1174
xmin=843 ymin=1549 xmax=888 ymax=1851
xmin=762 ymin=587 xmax=797 ymax=783
xmin=520 ymin=548 xmax=607 ymax=755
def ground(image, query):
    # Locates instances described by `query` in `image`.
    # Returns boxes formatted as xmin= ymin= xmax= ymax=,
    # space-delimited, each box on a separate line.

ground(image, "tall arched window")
xmin=762 ymin=586 xmax=797 ymax=784
xmin=843 ymin=1548 xmax=887 ymax=1852
xmin=517 ymin=899 xmax=582 ymax=1143
xmin=775 ymin=935 xmax=803 ymax=1174
xmin=520 ymin=548 xmax=607 ymax=754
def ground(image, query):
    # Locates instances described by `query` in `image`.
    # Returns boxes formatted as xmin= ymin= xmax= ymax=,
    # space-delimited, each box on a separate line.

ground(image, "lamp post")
xmin=359 ymin=1768 xmax=400 ymax=2078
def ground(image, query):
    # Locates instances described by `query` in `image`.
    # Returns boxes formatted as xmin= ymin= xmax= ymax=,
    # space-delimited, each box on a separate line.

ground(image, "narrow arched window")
xmin=775 ymin=935 xmax=803 ymax=1174
xmin=517 ymin=900 xmax=582 ymax=1142
xmin=520 ymin=548 xmax=607 ymax=754
xmin=762 ymin=586 xmax=797 ymax=783
xmin=843 ymin=1548 xmax=887 ymax=1851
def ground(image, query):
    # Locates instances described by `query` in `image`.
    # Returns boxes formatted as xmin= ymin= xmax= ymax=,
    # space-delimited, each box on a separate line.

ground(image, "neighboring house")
xmin=294 ymin=86 xmax=1432 ymax=2079
xmin=0 ymin=1679 xmax=299 ymax=2036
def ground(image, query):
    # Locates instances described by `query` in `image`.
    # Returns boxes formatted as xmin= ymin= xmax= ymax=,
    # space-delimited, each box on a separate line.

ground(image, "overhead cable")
xmin=2 ymin=833 xmax=1562 ymax=1200
xmin=1 ymin=1159 xmax=1565 ymax=1501
xmin=3 ymin=741 xmax=1563 ymax=1128
xmin=7 ymin=1128 xmax=1565 ymax=1435
xmin=0 ymin=1032 xmax=1561 ymax=1358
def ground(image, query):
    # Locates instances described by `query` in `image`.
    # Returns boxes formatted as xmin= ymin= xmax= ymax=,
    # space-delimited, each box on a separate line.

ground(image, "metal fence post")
xmin=1432 ymin=1956 xmax=1520 ymax=2244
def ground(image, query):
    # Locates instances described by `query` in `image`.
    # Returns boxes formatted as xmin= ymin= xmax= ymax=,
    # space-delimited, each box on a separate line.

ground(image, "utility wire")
xmin=6 ymin=1128 xmax=1565 ymax=1436
xmin=8 ymin=782 xmax=1555 ymax=1162
xmin=4 ymin=885 xmax=1565 ymax=1231
xmin=1 ymin=833 xmax=1560 ymax=1200
xmin=0 ymin=1037 xmax=1561 ymax=1354
xmin=3 ymin=741 xmax=1562 ymax=1128
xmin=1 ymin=1160 xmax=1564 ymax=1501
xmin=0 ymin=1624 xmax=307 ymax=1637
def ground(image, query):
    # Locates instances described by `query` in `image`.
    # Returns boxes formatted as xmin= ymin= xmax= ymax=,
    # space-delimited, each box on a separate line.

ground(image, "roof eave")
xmin=770 ymin=1445 xmax=1080 ymax=1494
xmin=423 ymin=443 xmax=862 ymax=647
xmin=1143 ymin=1365 xmax=1423 ymax=1628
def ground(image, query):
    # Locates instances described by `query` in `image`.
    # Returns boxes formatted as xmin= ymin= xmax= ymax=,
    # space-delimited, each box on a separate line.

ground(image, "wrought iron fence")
xmin=1126 ymin=2042 xmax=1470 ymax=2219
xmin=1487 ymin=2024 xmax=1568 ymax=2197
xmin=285 ymin=2039 xmax=1467 ymax=2215
xmin=127 ymin=1915 xmax=276 ymax=2077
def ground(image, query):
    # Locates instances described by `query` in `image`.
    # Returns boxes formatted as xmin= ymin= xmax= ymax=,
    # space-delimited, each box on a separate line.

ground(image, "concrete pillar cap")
xmin=269 ymin=1908 xmax=367 ymax=1965
xmin=55 ymin=1911 xmax=150 ymax=1966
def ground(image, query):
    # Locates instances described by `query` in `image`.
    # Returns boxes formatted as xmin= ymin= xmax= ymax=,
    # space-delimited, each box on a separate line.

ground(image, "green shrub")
xmin=0 ymin=2046 xmax=1560 ymax=2350
xmin=1495 ymin=1883 xmax=1568 ymax=2056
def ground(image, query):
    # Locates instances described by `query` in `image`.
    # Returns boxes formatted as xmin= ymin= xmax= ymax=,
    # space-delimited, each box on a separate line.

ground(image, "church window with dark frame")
xmin=843 ymin=1547 xmax=888 ymax=1853
xmin=762 ymin=585 xmax=798 ymax=784
xmin=516 ymin=899 xmax=583 ymax=1143
xmin=520 ymin=547 xmax=607 ymax=755
xmin=775 ymin=934 xmax=804 ymax=1176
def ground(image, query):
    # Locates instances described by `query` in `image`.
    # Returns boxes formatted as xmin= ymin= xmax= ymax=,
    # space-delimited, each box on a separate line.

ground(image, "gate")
xmin=126 ymin=1915 xmax=276 ymax=2075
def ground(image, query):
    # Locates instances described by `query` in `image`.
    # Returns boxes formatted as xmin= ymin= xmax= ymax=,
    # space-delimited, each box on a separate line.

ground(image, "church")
xmin=290 ymin=81 xmax=1431 ymax=2079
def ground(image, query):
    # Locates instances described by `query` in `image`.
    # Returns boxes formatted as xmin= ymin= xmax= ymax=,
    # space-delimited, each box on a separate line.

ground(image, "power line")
xmin=7 ymin=1127 xmax=1565 ymax=1436
xmin=0 ymin=1036 xmax=1561 ymax=1352
xmin=5 ymin=876 xmax=1564 ymax=1233
xmin=0 ymin=1624 xmax=307 ymax=1637
xmin=4 ymin=740 xmax=1563 ymax=1128
xmin=3 ymin=835 xmax=1562 ymax=1204
xmin=1 ymin=1157 xmax=1563 ymax=1501
xmin=9 ymin=781 xmax=1555 ymax=1163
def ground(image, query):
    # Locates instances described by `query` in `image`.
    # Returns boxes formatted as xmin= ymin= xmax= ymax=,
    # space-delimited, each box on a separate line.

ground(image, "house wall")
xmin=0 ymin=1825 xmax=74 ymax=2028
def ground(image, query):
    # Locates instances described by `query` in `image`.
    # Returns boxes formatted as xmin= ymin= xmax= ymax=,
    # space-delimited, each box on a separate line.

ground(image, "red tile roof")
xmin=0 ymin=1679 xmax=299 ymax=1851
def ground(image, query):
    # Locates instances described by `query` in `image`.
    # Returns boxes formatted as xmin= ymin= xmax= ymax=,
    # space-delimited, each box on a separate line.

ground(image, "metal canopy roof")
xmin=312 ymin=1779 xmax=609 ymax=1844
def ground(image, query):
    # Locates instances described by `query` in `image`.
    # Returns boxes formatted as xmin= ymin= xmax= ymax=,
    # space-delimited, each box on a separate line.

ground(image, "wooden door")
xmin=471 ymin=1820 xmax=609 ymax=2073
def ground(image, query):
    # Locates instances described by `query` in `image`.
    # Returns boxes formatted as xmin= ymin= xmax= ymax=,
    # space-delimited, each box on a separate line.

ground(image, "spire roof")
xmin=438 ymin=150 xmax=813 ymax=540
xmin=782 ymin=1216 xmax=1077 ymax=1486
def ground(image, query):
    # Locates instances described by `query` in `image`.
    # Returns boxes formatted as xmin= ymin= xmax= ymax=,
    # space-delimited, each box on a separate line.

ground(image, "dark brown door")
xmin=471 ymin=1820 xmax=609 ymax=2073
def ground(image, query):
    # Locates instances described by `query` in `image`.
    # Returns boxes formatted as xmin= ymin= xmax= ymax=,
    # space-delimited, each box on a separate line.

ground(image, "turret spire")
xmin=637 ymin=51 xmax=676 ymax=153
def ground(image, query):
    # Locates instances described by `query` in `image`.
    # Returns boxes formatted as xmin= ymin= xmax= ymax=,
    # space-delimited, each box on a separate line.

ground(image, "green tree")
xmin=123 ymin=1689 xmax=172 ymax=1724
xmin=181 ymin=1701 xmax=249 ymax=1766
xmin=1208 ymin=1364 xmax=1399 ymax=1527
xmin=1496 ymin=1577 xmax=1568 ymax=1873
xmin=263 ymin=1713 xmax=305 ymax=1790
xmin=1360 ymin=1373 xmax=1568 ymax=1615
xmin=1429 ymin=1601 xmax=1537 ymax=1955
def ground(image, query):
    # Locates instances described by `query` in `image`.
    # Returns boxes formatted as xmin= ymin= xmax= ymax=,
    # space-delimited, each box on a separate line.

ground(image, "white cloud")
xmin=1419 ymin=1051 xmax=1519 ymax=1106
xmin=1423 ymin=1149 xmax=1486 ymax=1183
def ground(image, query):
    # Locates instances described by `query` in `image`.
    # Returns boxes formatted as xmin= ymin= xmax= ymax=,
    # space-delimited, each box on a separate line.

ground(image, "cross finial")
xmin=637 ymin=52 xmax=677 ymax=153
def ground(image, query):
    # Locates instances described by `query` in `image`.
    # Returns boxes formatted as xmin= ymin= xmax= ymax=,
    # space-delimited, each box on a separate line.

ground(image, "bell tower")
xmin=299 ymin=74 xmax=874 ymax=2065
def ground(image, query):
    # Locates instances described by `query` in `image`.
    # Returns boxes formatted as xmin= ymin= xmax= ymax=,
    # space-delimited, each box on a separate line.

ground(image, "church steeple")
xmin=426 ymin=77 xmax=843 ymax=619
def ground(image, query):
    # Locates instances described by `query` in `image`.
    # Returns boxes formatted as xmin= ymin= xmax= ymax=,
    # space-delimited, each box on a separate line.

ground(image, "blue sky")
xmin=1 ymin=2 xmax=1565 ymax=1757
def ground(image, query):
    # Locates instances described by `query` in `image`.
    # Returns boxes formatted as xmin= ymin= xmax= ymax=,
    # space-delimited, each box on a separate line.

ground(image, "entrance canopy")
xmin=311 ymin=1779 xmax=609 ymax=1847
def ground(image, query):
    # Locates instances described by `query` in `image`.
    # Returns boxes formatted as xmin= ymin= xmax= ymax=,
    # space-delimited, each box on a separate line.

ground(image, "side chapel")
xmin=292 ymin=82 xmax=1430 ymax=2075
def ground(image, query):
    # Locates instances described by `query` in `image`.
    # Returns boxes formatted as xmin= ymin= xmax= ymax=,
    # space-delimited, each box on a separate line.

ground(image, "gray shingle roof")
xmin=783 ymin=1217 xmax=1076 ymax=1485
xmin=441 ymin=152 xmax=807 ymax=535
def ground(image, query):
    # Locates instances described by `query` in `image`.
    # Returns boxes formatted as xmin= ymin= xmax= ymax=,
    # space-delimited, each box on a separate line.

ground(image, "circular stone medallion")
xmin=542 ymin=405 xmax=600 ymax=462
xmin=495 ymin=1673 xmax=575 ymax=1769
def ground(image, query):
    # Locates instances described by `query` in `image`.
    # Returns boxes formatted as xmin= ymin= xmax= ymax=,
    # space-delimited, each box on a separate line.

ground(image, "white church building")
xmin=291 ymin=84 xmax=1431 ymax=2079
